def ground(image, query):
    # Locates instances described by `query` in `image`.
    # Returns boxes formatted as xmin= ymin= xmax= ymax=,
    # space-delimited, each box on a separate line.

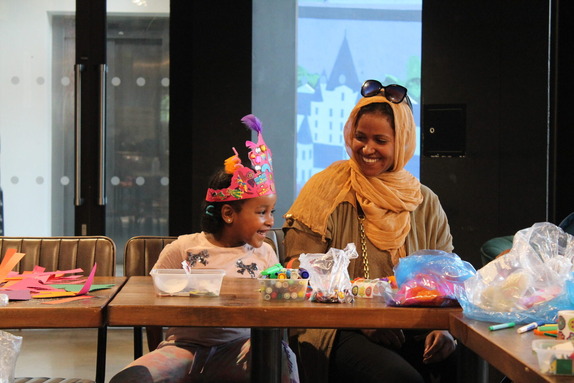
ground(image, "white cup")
xmin=557 ymin=310 xmax=574 ymax=340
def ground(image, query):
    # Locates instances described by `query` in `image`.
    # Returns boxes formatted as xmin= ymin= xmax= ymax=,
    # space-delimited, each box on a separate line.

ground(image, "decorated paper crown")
xmin=205 ymin=114 xmax=275 ymax=202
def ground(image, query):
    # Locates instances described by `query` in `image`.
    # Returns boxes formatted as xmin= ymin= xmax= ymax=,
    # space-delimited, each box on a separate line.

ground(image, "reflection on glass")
xmin=105 ymin=15 xmax=170 ymax=254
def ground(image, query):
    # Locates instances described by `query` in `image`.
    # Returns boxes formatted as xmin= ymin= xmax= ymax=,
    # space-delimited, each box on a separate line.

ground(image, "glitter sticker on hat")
xmin=205 ymin=114 xmax=275 ymax=202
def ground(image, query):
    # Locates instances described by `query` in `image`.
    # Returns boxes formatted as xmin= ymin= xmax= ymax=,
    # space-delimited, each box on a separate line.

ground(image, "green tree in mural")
xmin=383 ymin=56 xmax=421 ymax=104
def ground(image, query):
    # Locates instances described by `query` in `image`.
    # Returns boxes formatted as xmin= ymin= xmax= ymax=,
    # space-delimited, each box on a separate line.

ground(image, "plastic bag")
xmin=299 ymin=243 xmax=358 ymax=303
xmin=457 ymin=222 xmax=574 ymax=324
xmin=0 ymin=330 xmax=23 ymax=383
xmin=387 ymin=250 xmax=477 ymax=307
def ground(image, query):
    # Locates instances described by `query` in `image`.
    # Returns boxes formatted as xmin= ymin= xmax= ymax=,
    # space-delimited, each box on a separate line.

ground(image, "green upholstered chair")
xmin=480 ymin=235 xmax=514 ymax=266
xmin=480 ymin=212 xmax=574 ymax=267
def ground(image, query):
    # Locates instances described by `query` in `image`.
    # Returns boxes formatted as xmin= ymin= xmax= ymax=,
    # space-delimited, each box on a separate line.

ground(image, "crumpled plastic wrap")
xmin=457 ymin=222 xmax=574 ymax=324
xmin=299 ymin=243 xmax=358 ymax=303
xmin=1 ymin=330 xmax=23 ymax=383
xmin=386 ymin=250 xmax=476 ymax=307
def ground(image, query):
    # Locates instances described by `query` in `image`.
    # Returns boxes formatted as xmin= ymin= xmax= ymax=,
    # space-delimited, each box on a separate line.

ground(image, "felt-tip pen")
xmin=516 ymin=321 xmax=545 ymax=334
xmin=489 ymin=322 xmax=515 ymax=331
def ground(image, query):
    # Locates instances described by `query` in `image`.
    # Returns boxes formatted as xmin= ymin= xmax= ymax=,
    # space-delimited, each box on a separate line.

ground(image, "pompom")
xmin=241 ymin=114 xmax=262 ymax=134
xmin=224 ymin=149 xmax=242 ymax=174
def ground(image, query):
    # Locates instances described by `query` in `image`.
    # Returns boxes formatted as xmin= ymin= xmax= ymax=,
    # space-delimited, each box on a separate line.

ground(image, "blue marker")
xmin=516 ymin=321 xmax=545 ymax=334
xmin=489 ymin=322 xmax=515 ymax=331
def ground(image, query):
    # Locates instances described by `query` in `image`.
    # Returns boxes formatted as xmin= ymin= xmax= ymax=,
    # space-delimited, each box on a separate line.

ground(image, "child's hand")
xmin=422 ymin=330 xmax=456 ymax=364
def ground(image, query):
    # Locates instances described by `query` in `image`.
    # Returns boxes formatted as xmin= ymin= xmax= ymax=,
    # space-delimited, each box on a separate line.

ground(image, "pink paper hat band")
xmin=205 ymin=114 xmax=275 ymax=202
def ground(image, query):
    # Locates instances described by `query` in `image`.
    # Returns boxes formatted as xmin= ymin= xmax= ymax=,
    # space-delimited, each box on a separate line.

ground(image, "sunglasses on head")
xmin=360 ymin=79 xmax=408 ymax=104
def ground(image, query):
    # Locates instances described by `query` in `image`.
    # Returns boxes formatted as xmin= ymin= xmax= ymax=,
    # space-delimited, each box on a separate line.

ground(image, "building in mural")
xmin=296 ymin=35 xmax=361 ymax=192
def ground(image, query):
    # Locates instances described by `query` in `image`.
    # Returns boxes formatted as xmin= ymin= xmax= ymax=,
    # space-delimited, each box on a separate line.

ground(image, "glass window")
xmin=0 ymin=1 xmax=169 ymax=241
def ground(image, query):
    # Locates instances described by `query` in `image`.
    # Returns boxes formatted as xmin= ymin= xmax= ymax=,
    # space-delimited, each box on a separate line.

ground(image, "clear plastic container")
xmin=150 ymin=269 xmax=226 ymax=297
xmin=532 ymin=339 xmax=574 ymax=375
xmin=259 ymin=278 xmax=309 ymax=301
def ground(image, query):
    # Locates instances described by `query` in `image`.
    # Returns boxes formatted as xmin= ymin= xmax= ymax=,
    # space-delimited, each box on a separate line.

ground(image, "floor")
xmin=9 ymin=327 xmax=143 ymax=383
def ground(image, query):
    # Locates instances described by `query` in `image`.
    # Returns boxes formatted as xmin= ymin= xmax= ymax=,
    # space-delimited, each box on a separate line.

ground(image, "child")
xmin=110 ymin=114 xmax=298 ymax=383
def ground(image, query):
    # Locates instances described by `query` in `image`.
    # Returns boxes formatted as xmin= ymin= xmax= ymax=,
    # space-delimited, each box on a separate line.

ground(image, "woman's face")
xmin=351 ymin=112 xmax=395 ymax=177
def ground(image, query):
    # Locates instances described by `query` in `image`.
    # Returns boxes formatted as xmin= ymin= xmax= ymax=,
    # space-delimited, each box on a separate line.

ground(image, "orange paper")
xmin=0 ymin=249 xmax=26 ymax=283
xmin=32 ymin=291 xmax=77 ymax=298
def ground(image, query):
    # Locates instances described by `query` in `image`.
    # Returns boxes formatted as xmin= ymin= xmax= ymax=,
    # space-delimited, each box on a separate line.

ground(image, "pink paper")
xmin=2 ymin=289 xmax=32 ymax=300
xmin=77 ymin=263 xmax=97 ymax=295
xmin=6 ymin=278 xmax=62 ymax=292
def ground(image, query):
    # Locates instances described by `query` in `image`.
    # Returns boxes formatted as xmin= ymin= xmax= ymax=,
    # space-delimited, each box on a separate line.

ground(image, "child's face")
xmin=227 ymin=193 xmax=276 ymax=248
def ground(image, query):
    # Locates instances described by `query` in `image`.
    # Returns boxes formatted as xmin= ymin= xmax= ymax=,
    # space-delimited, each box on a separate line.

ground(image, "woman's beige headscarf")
xmin=285 ymin=94 xmax=423 ymax=262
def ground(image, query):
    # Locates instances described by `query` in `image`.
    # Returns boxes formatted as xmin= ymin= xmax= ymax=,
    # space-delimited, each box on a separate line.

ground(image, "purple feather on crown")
xmin=241 ymin=114 xmax=262 ymax=134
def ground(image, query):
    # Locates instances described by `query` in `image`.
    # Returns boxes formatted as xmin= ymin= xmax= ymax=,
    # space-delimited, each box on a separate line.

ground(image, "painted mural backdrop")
xmin=296 ymin=1 xmax=421 ymax=192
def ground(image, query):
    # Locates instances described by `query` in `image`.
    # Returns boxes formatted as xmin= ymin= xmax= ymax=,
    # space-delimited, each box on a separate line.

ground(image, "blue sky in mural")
xmin=296 ymin=2 xmax=421 ymax=192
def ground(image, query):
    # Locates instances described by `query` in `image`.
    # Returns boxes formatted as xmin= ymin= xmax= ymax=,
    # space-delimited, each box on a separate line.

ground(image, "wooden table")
xmin=1 ymin=276 xmax=127 ymax=383
xmin=108 ymin=276 xmax=462 ymax=382
xmin=450 ymin=313 xmax=573 ymax=383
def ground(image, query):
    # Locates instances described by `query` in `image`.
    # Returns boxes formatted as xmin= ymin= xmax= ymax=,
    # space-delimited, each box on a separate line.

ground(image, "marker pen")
xmin=538 ymin=324 xmax=558 ymax=331
xmin=489 ymin=322 xmax=516 ymax=331
xmin=516 ymin=321 xmax=545 ymax=334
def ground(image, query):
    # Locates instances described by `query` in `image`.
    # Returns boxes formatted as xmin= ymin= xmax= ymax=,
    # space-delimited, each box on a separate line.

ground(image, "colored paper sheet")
xmin=48 ymin=283 xmax=115 ymax=292
xmin=32 ymin=291 xmax=77 ymax=298
xmin=32 ymin=264 xmax=98 ymax=297
xmin=0 ymin=249 xmax=26 ymax=282
xmin=5 ymin=268 xmax=84 ymax=282
xmin=41 ymin=295 xmax=95 ymax=304
xmin=77 ymin=263 xmax=97 ymax=295
xmin=5 ymin=278 xmax=63 ymax=293
xmin=1 ymin=260 xmax=104 ymax=302
xmin=1 ymin=289 xmax=32 ymax=300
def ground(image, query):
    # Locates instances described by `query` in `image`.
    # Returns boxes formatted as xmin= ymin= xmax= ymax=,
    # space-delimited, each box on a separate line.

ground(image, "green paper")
xmin=48 ymin=284 xmax=115 ymax=292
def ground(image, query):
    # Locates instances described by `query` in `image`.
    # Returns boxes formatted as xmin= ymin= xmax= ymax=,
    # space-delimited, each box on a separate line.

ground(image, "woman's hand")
xmin=360 ymin=328 xmax=405 ymax=349
xmin=236 ymin=338 xmax=250 ymax=370
xmin=422 ymin=330 xmax=456 ymax=364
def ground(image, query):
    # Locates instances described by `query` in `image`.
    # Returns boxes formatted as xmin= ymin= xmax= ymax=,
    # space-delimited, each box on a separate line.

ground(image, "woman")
xmin=283 ymin=80 xmax=457 ymax=383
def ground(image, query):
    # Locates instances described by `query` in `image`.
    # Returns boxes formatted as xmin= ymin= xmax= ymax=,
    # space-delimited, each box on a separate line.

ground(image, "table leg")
xmin=133 ymin=326 xmax=143 ymax=359
xmin=251 ymin=328 xmax=282 ymax=383
xmin=457 ymin=342 xmax=488 ymax=383
xmin=96 ymin=326 xmax=107 ymax=383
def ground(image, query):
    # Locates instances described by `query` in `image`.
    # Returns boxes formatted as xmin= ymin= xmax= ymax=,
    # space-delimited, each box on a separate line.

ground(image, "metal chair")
xmin=264 ymin=227 xmax=286 ymax=264
xmin=0 ymin=236 xmax=116 ymax=383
